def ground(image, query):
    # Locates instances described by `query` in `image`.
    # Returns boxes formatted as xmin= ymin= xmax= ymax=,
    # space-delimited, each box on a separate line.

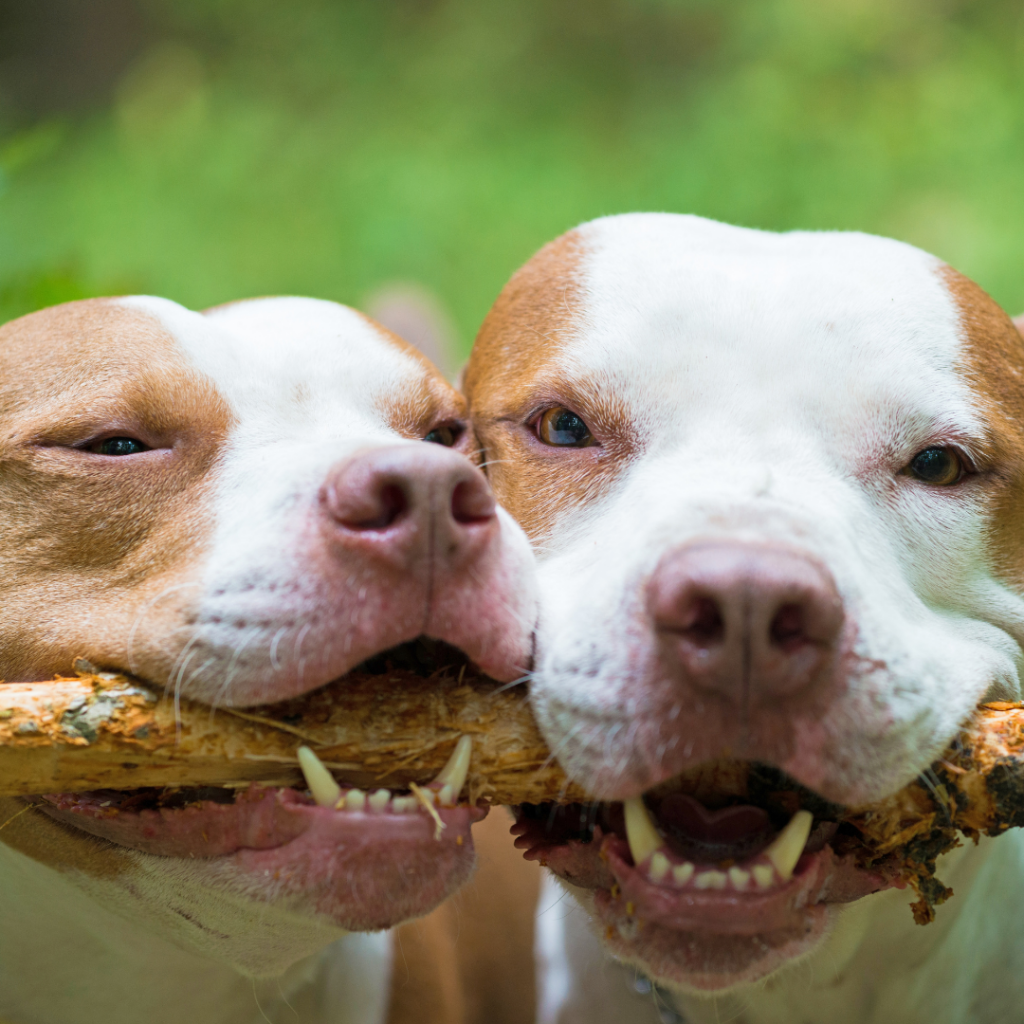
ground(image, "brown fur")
xmin=464 ymin=230 xmax=634 ymax=543
xmin=359 ymin=312 xmax=470 ymax=450
xmin=0 ymin=299 xmax=232 ymax=684
xmin=0 ymin=797 xmax=131 ymax=880
xmin=386 ymin=810 xmax=541 ymax=1024
xmin=941 ymin=268 xmax=1024 ymax=590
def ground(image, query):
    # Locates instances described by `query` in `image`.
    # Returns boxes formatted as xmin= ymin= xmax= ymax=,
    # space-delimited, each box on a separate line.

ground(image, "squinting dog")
xmin=0 ymin=295 xmax=539 ymax=1024
xmin=464 ymin=213 xmax=1024 ymax=1024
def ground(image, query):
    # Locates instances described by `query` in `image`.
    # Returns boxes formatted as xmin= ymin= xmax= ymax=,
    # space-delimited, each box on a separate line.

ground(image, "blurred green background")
xmin=1 ymin=0 xmax=1023 ymax=353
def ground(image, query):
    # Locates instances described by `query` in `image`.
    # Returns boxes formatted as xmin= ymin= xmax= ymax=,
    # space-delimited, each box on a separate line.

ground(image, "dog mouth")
xmin=511 ymin=761 xmax=906 ymax=989
xmin=30 ymin=639 xmax=486 ymax=930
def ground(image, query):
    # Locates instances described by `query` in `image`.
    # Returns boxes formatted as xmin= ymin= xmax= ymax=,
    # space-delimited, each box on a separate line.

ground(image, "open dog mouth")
xmin=511 ymin=762 xmax=906 ymax=988
xmin=28 ymin=640 xmax=487 ymax=929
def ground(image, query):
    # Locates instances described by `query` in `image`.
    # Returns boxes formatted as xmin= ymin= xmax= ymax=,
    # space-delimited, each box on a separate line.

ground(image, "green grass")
xmin=2 ymin=0 xmax=1023 ymax=348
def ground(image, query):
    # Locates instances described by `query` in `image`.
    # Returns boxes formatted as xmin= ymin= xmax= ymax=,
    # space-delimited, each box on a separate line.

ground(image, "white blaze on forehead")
xmin=120 ymin=295 xmax=428 ymax=442
xmin=569 ymin=214 xmax=983 ymax=461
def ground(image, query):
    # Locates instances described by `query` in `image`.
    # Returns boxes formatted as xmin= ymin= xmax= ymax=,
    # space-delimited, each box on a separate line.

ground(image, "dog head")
xmin=0 ymin=295 xmax=537 ymax=973
xmin=465 ymin=213 xmax=1024 ymax=991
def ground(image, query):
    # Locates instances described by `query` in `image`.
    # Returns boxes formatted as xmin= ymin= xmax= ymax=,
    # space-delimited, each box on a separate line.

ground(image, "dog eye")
xmin=90 ymin=437 xmax=151 ymax=456
xmin=906 ymin=447 xmax=964 ymax=486
xmin=424 ymin=424 xmax=460 ymax=447
xmin=536 ymin=407 xmax=594 ymax=447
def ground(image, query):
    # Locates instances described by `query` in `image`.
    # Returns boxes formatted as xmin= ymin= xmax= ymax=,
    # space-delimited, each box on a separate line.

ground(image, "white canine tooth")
xmin=623 ymin=797 xmax=662 ymax=866
xmin=437 ymin=784 xmax=456 ymax=807
xmin=764 ymin=810 xmax=813 ymax=881
xmin=433 ymin=735 xmax=472 ymax=804
xmin=695 ymin=870 xmax=728 ymax=890
xmin=649 ymin=852 xmax=670 ymax=882
xmin=728 ymin=867 xmax=751 ymax=891
xmin=297 ymin=746 xmax=341 ymax=809
xmin=368 ymin=789 xmax=391 ymax=812
xmin=673 ymin=862 xmax=695 ymax=886
xmin=392 ymin=796 xmax=418 ymax=814
xmin=753 ymin=864 xmax=775 ymax=889
xmin=346 ymin=788 xmax=366 ymax=812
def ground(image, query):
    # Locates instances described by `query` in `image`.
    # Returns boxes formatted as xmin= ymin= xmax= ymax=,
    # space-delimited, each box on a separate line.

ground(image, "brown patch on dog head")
xmin=464 ymin=228 xmax=631 ymax=542
xmin=0 ymin=298 xmax=232 ymax=682
xmin=363 ymin=313 xmax=471 ymax=456
xmin=942 ymin=267 xmax=1024 ymax=589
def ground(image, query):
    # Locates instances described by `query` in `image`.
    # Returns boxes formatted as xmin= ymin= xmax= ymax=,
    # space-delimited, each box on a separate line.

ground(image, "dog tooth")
xmin=752 ymin=864 xmax=775 ymax=889
xmin=694 ymin=870 xmax=728 ymax=890
xmin=673 ymin=862 xmax=695 ymax=886
xmin=623 ymin=797 xmax=662 ymax=866
xmin=392 ymin=795 xmax=418 ymax=813
xmin=346 ymin=788 xmax=366 ymax=812
xmin=368 ymin=788 xmax=391 ymax=812
xmin=433 ymin=735 xmax=472 ymax=804
xmin=649 ymin=851 xmax=670 ymax=882
xmin=764 ymin=810 xmax=813 ymax=881
xmin=297 ymin=745 xmax=341 ymax=809
xmin=728 ymin=867 xmax=751 ymax=891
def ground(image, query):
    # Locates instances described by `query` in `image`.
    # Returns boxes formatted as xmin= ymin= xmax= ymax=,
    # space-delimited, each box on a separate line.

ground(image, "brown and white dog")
xmin=464 ymin=213 xmax=1024 ymax=1024
xmin=0 ymin=295 xmax=539 ymax=1024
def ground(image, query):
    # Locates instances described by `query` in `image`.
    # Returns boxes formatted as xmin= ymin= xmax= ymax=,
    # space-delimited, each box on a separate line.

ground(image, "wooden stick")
xmin=0 ymin=665 xmax=588 ymax=805
xmin=4 ymin=665 xmax=1024 ymax=923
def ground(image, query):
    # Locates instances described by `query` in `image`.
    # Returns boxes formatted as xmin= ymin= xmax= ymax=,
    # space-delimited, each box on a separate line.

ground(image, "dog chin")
xmin=577 ymin=882 xmax=837 ymax=992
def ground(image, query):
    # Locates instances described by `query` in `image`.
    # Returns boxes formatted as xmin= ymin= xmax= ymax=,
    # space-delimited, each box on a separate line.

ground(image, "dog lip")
xmin=38 ymin=784 xmax=486 ymax=858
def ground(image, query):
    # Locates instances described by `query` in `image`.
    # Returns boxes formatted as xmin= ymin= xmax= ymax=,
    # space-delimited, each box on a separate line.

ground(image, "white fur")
xmin=520 ymin=214 xmax=1024 ymax=1019
xmin=122 ymin=296 xmax=439 ymax=705
xmin=0 ymin=840 xmax=391 ymax=1024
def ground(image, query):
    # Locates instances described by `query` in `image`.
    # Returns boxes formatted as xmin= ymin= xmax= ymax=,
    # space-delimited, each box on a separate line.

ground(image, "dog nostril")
xmin=680 ymin=597 xmax=724 ymax=645
xmin=450 ymin=479 xmax=496 ymax=525
xmin=770 ymin=603 xmax=806 ymax=650
xmin=365 ymin=484 xmax=407 ymax=529
xmin=331 ymin=481 xmax=409 ymax=531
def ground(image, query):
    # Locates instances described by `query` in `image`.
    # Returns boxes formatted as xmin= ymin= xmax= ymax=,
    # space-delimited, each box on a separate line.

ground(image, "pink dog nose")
xmin=322 ymin=444 xmax=496 ymax=567
xmin=647 ymin=541 xmax=844 ymax=705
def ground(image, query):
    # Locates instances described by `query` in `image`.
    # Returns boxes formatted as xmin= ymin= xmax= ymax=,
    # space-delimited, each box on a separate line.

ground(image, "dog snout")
xmin=322 ymin=444 xmax=497 ymax=565
xmin=647 ymin=541 xmax=844 ymax=705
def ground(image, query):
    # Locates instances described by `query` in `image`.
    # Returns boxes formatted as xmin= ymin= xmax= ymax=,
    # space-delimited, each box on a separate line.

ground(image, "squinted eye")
xmin=536 ymin=407 xmax=594 ymax=448
xmin=906 ymin=447 xmax=964 ymax=486
xmin=90 ymin=437 xmax=150 ymax=456
xmin=424 ymin=424 xmax=460 ymax=447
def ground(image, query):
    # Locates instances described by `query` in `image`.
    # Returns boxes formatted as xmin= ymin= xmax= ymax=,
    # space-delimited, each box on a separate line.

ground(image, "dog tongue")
xmin=657 ymin=794 xmax=771 ymax=845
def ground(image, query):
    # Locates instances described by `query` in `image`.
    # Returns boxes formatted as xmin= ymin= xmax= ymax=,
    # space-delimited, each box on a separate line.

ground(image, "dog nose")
xmin=322 ymin=444 xmax=497 ymax=567
xmin=647 ymin=541 xmax=844 ymax=704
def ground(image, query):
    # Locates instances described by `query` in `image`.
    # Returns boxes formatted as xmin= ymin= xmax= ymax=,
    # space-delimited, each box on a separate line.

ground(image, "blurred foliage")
xmin=1 ymin=0 xmax=1023 ymax=344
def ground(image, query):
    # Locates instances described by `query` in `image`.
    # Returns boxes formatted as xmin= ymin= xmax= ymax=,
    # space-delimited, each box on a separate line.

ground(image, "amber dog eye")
xmin=424 ymin=424 xmax=460 ymax=447
xmin=91 ymin=437 xmax=150 ymax=456
xmin=536 ymin=407 xmax=594 ymax=447
xmin=906 ymin=447 xmax=964 ymax=486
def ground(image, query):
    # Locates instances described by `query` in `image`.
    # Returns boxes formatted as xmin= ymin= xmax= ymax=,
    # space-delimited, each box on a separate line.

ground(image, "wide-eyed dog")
xmin=0 ymin=295 xmax=539 ymax=1024
xmin=464 ymin=213 xmax=1024 ymax=1024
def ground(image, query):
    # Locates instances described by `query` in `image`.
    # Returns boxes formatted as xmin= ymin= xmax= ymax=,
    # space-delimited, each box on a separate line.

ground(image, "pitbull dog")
xmin=0 ymin=295 xmax=537 ymax=1024
xmin=464 ymin=213 xmax=1024 ymax=1024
